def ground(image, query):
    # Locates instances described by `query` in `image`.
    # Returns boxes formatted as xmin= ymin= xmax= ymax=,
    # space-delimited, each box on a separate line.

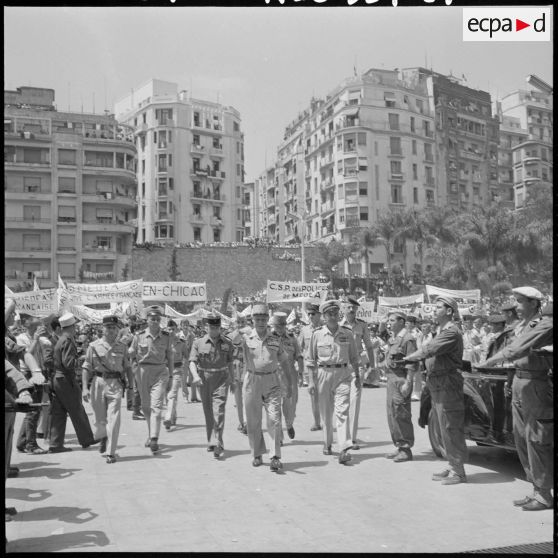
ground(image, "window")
xmin=426 ymin=189 xmax=435 ymax=204
xmin=23 ymin=148 xmax=47 ymax=164
xmin=58 ymin=149 xmax=76 ymax=165
xmin=193 ymin=227 xmax=201 ymax=241
xmin=424 ymin=143 xmax=433 ymax=161
xmin=58 ymin=177 xmax=75 ymax=193
xmin=391 ymin=184 xmax=402 ymax=204
xmin=96 ymin=208 xmax=113 ymax=223
xmin=345 ymin=182 xmax=358 ymax=203
xmin=158 ymin=154 xmax=168 ymax=171
xmin=58 ymin=234 xmax=75 ymax=250
xmin=357 ymin=133 xmax=367 ymax=146
xmin=84 ymin=151 xmax=112 ymax=167
xmin=359 ymin=182 xmax=367 ymax=196
xmin=413 ymin=163 xmax=418 ymax=180
xmin=214 ymin=137 xmax=222 ymax=149
xmin=233 ymin=121 xmax=240 ymax=132
xmin=96 ymin=180 xmax=113 ymax=195
xmin=169 ymin=177 xmax=174 ymax=190
xmin=23 ymin=234 xmax=41 ymax=250
xmin=193 ymin=112 xmax=200 ymax=127
xmin=390 ymin=137 xmax=402 ymax=155
xmin=359 ymin=207 xmax=369 ymax=221
xmin=213 ymin=206 xmax=221 ymax=218
xmin=213 ymin=229 xmax=221 ymax=242
xmin=158 ymin=178 xmax=168 ymax=196
xmin=384 ymin=92 xmax=396 ymax=108
xmin=58 ymin=206 xmax=76 ymax=222
xmin=393 ymin=237 xmax=404 ymax=254
xmin=413 ymin=187 xmax=418 ymax=204
xmin=388 ymin=113 xmax=400 ymax=131
xmin=390 ymin=160 xmax=402 ymax=175
xmin=96 ymin=236 xmax=111 ymax=249
xmin=155 ymin=108 xmax=173 ymax=125
xmin=58 ymin=263 xmax=76 ymax=279
xmin=416 ymin=99 xmax=424 ymax=114
xmin=236 ymin=186 xmax=241 ymax=198
xmin=410 ymin=116 xmax=415 ymax=133
xmin=412 ymin=140 xmax=417 ymax=155
xmin=425 ymin=166 xmax=434 ymax=184
xmin=193 ymin=204 xmax=201 ymax=216
xmin=23 ymin=176 xmax=41 ymax=193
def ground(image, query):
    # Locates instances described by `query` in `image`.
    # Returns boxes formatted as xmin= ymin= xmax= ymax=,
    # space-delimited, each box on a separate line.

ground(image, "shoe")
xmin=241 ymin=424 xmax=247 ymax=435
xmin=322 ymin=445 xmax=332 ymax=455
xmin=513 ymin=496 xmax=534 ymax=507
xmin=213 ymin=446 xmax=224 ymax=458
xmin=25 ymin=446 xmax=47 ymax=455
xmin=393 ymin=450 xmax=413 ymax=463
xmin=7 ymin=466 xmax=19 ymax=478
xmin=338 ymin=449 xmax=352 ymax=465
xmin=351 ymin=441 xmax=361 ymax=450
xmin=16 ymin=445 xmax=26 ymax=453
xmin=270 ymin=456 xmax=283 ymax=472
xmin=252 ymin=456 xmax=263 ymax=467
xmin=132 ymin=413 xmax=146 ymax=420
xmin=280 ymin=440 xmax=284 ymax=447
xmin=207 ymin=445 xmax=216 ymax=452
xmin=386 ymin=450 xmax=400 ymax=459
xmin=48 ymin=446 xmax=73 ymax=453
xmin=522 ymin=500 xmax=552 ymax=511
xmin=106 ymin=455 xmax=116 ymax=464
xmin=302 ymin=382 xmax=308 ymax=387
xmin=6 ymin=507 xmax=17 ymax=516
xmin=144 ymin=438 xmax=151 ymax=448
xmin=163 ymin=419 xmax=172 ymax=431
xmin=432 ymin=469 xmax=451 ymax=481
xmin=310 ymin=424 xmax=322 ymax=431
xmin=82 ymin=439 xmax=101 ymax=449
xmin=287 ymin=426 xmax=295 ymax=440
xmin=149 ymin=438 xmax=159 ymax=453
xmin=411 ymin=394 xmax=420 ymax=401
xmin=191 ymin=398 xmax=200 ymax=403
xmin=237 ymin=423 xmax=244 ymax=432
xmin=441 ymin=473 xmax=467 ymax=485
xmin=99 ymin=437 xmax=107 ymax=454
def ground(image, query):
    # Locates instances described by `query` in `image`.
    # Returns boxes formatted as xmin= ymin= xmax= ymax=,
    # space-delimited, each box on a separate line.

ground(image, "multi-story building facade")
xmin=255 ymin=166 xmax=279 ymax=242
xmin=242 ymin=181 xmax=257 ymax=239
xmin=114 ymin=79 xmax=245 ymax=244
xmin=499 ymin=87 xmax=553 ymax=208
xmin=5 ymin=86 xmax=137 ymax=288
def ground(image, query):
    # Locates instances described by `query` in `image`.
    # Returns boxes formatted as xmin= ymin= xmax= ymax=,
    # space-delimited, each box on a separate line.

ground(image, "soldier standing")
xmin=129 ymin=306 xmax=173 ymax=454
xmin=189 ymin=314 xmax=234 ymax=458
xmin=81 ymin=315 xmax=130 ymax=464
xmin=226 ymin=316 xmax=250 ymax=434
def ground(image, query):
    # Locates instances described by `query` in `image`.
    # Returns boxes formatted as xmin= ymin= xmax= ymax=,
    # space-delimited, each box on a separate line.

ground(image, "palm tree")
xmin=356 ymin=228 xmax=378 ymax=295
xmin=365 ymin=209 xmax=402 ymax=284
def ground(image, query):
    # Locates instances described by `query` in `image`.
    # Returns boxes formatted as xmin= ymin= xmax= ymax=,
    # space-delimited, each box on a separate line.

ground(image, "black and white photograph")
xmin=4 ymin=2 xmax=553 ymax=553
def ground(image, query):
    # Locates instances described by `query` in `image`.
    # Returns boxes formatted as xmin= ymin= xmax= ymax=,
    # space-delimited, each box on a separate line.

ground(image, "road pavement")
xmin=5 ymin=383 xmax=554 ymax=553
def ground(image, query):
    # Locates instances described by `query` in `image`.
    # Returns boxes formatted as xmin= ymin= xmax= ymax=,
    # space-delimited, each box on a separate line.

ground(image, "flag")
xmin=57 ymin=273 xmax=69 ymax=313
xmin=5 ymin=284 xmax=15 ymax=296
xmin=286 ymin=308 xmax=296 ymax=325
xmin=33 ymin=277 xmax=40 ymax=291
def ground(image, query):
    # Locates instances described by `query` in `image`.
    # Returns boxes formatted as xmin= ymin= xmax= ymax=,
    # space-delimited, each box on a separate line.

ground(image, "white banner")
xmin=425 ymin=285 xmax=481 ymax=303
xmin=143 ymin=282 xmax=207 ymax=302
xmin=420 ymin=303 xmax=478 ymax=317
xmin=66 ymin=279 xmax=144 ymax=306
xmin=378 ymin=293 xmax=424 ymax=307
xmin=70 ymin=304 xmax=113 ymax=324
xmin=164 ymin=304 xmax=232 ymax=327
xmin=356 ymin=301 xmax=383 ymax=323
xmin=7 ymin=288 xmax=58 ymax=317
xmin=266 ymin=280 xmax=329 ymax=304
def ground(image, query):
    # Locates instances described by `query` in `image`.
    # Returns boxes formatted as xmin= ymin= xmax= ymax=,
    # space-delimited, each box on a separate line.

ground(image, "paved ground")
xmin=5 ymin=384 xmax=554 ymax=553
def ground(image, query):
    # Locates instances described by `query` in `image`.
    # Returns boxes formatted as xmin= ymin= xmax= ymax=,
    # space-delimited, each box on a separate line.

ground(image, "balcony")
xmin=5 ymin=189 xmax=52 ymax=201
xmin=388 ymin=150 xmax=404 ymax=158
xmin=5 ymin=246 xmax=51 ymax=258
xmin=523 ymin=156 xmax=540 ymax=164
xmin=191 ymin=167 xmax=209 ymax=177
xmin=57 ymin=216 xmax=77 ymax=225
xmin=209 ymin=146 xmax=224 ymax=157
xmin=459 ymin=149 xmax=483 ymax=162
xmin=210 ymin=216 xmax=224 ymax=227
xmin=191 ymin=144 xmax=205 ymax=154
xmin=190 ymin=192 xmax=226 ymax=203
xmin=388 ymin=173 xmax=405 ymax=182
xmin=4 ymin=216 xmax=52 ymax=229
xmin=135 ymin=123 xmax=148 ymax=135
xmin=82 ymin=247 xmax=117 ymax=260
xmin=424 ymin=178 xmax=435 ymax=188
xmin=343 ymin=168 xmax=358 ymax=178
xmin=82 ymin=219 xmax=135 ymax=233
xmin=191 ymin=213 xmax=204 ymax=223
xmin=321 ymin=180 xmax=335 ymax=191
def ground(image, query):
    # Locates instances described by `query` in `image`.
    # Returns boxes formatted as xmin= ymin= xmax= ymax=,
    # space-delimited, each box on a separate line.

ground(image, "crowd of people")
xmin=4 ymin=284 xmax=554 ymax=526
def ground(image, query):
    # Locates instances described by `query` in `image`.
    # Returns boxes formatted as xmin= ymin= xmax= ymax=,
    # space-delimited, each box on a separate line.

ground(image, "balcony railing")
xmin=5 ymin=217 xmax=51 ymax=223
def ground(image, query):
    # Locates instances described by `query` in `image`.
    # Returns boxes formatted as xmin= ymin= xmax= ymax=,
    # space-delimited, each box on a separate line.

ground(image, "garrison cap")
xmin=146 ymin=305 xmax=164 ymax=317
xmin=512 ymin=286 xmax=543 ymax=301
xmin=251 ymin=304 xmax=269 ymax=316
xmin=541 ymin=302 xmax=553 ymax=316
xmin=306 ymin=303 xmax=321 ymax=314
xmin=205 ymin=313 xmax=222 ymax=326
xmin=500 ymin=302 xmax=518 ymax=312
xmin=487 ymin=314 xmax=506 ymax=324
xmin=269 ymin=312 xmax=288 ymax=325
xmin=435 ymin=295 xmax=459 ymax=317
xmin=387 ymin=309 xmax=407 ymax=321
xmin=59 ymin=312 xmax=79 ymax=328
xmin=319 ymin=299 xmax=340 ymax=314
xmin=102 ymin=315 xmax=120 ymax=326
xmin=344 ymin=296 xmax=360 ymax=307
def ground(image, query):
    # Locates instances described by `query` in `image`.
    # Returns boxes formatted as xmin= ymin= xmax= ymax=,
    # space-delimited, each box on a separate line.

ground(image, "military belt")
xmin=247 ymin=369 xmax=276 ymax=376
xmin=319 ymin=363 xmax=348 ymax=369
xmin=173 ymin=362 xmax=183 ymax=367
xmin=515 ymin=370 xmax=549 ymax=380
xmin=200 ymin=367 xmax=228 ymax=373
xmin=93 ymin=371 xmax=123 ymax=379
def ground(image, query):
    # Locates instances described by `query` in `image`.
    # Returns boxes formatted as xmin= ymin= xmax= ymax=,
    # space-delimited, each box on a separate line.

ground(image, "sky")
xmin=4 ymin=5 xmax=553 ymax=182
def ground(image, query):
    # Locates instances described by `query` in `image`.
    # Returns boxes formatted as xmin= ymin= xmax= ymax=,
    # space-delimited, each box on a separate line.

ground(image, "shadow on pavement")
xmin=111 ymin=454 xmax=171 ymax=462
xmin=158 ymin=443 xmax=206 ymax=455
xmin=5 ymin=487 xmax=52 ymax=502
xmin=408 ymin=452 xmax=441 ymax=462
xmin=6 ymin=530 xmax=110 ymax=552
xmin=283 ymin=459 xmax=330 ymax=473
xmin=466 ymin=471 xmax=515 ymax=484
xmin=13 ymin=460 xmax=58 ymax=470
xmin=354 ymin=440 xmax=394 ymax=449
xmin=165 ymin=423 xmax=206 ymax=431
xmin=18 ymin=467 xmax=81 ymax=480
xmin=14 ymin=505 xmax=99 ymax=524
xmin=218 ymin=448 xmax=252 ymax=458
xmin=286 ymin=439 xmax=325 ymax=447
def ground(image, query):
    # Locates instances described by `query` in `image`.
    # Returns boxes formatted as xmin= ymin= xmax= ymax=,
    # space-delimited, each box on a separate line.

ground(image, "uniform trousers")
xmin=426 ymin=372 xmax=467 ymax=476
xmin=89 ymin=376 xmax=122 ymax=456
xmin=16 ymin=385 xmax=44 ymax=450
xmin=282 ymin=370 xmax=299 ymax=430
xmin=199 ymin=369 xmax=229 ymax=448
xmin=512 ymin=375 xmax=554 ymax=505
xmin=37 ymin=388 xmax=51 ymax=439
xmin=49 ymin=375 xmax=95 ymax=448
xmin=317 ymin=367 xmax=352 ymax=452
xmin=243 ymin=371 xmax=282 ymax=458
xmin=165 ymin=367 xmax=186 ymax=424
xmin=386 ymin=373 xmax=414 ymax=450
xmin=5 ymin=411 xmax=16 ymax=480
xmin=136 ymin=364 xmax=169 ymax=440
xmin=233 ymin=361 xmax=246 ymax=426
xmin=348 ymin=366 xmax=362 ymax=443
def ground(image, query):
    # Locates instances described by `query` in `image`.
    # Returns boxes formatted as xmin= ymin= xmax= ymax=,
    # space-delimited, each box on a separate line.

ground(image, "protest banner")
xmin=65 ymin=280 xmax=143 ymax=307
xmin=378 ymin=293 xmax=424 ymax=307
xmin=425 ymin=285 xmax=481 ymax=303
xmin=266 ymin=280 xmax=329 ymax=304
xmin=143 ymin=282 xmax=207 ymax=302
xmin=7 ymin=288 xmax=58 ymax=317
xmin=356 ymin=301 xmax=383 ymax=323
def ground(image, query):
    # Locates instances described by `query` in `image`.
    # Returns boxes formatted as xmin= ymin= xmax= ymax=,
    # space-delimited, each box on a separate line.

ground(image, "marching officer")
xmin=307 ymin=299 xmax=363 ymax=465
xmin=189 ymin=313 xmax=234 ymax=458
xmin=129 ymin=305 xmax=173 ymax=454
xmin=384 ymin=310 xmax=419 ymax=462
xmin=297 ymin=303 xmax=323 ymax=431
xmin=478 ymin=288 xmax=553 ymax=511
xmin=226 ymin=316 xmax=250 ymax=434
xmin=49 ymin=312 xmax=98 ymax=452
xmin=340 ymin=296 xmax=376 ymax=450
xmin=241 ymin=304 xmax=292 ymax=472
xmin=403 ymin=296 xmax=467 ymax=485
xmin=82 ymin=315 xmax=131 ymax=464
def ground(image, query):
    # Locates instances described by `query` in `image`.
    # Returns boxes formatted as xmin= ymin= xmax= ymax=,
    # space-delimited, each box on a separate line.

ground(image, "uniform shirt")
xmin=171 ymin=336 xmax=192 ymax=368
xmin=189 ymin=334 xmax=233 ymax=370
xmin=130 ymin=328 xmax=173 ymax=367
xmin=410 ymin=321 xmax=463 ymax=376
xmin=5 ymin=358 xmax=33 ymax=402
xmin=242 ymin=328 xmax=289 ymax=374
xmin=339 ymin=317 xmax=374 ymax=356
xmin=385 ymin=328 xmax=418 ymax=374
xmin=306 ymin=324 xmax=361 ymax=370
xmin=276 ymin=332 xmax=302 ymax=366
xmin=82 ymin=338 xmax=130 ymax=377
xmin=298 ymin=323 xmax=321 ymax=359
xmin=5 ymin=332 xmax=27 ymax=370
xmin=54 ymin=333 xmax=78 ymax=377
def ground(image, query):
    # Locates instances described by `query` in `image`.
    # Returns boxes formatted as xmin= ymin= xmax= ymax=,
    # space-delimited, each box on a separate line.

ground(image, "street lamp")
xmin=287 ymin=210 xmax=308 ymax=283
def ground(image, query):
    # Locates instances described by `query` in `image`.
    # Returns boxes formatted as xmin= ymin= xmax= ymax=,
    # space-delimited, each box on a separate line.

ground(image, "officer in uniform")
xmin=82 ymin=315 xmax=131 ymax=464
xmin=307 ymin=299 xmax=362 ymax=465
xmin=269 ymin=312 xmax=303 ymax=442
xmin=384 ymin=310 xmax=419 ymax=462
xmin=189 ymin=313 xmax=234 ymax=458
xmin=179 ymin=319 xmax=196 ymax=402
xmin=163 ymin=320 xmax=193 ymax=431
xmin=340 ymin=296 xmax=376 ymax=449
xmin=241 ymin=304 xmax=292 ymax=472
xmin=500 ymin=301 xmax=519 ymax=328
xmin=297 ymin=303 xmax=323 ymax=431
xmin=49 ymin=312 xmax=98 ymax=452
xmin=478 ymin=288 xmax=553 ymax=511
xmin=226 ymin=316 xmax=250 ymax=434
xmin=403 ymin=296 xmax=467 ymax=485
xmin=129 ymin=305 xmax=173 ymax=454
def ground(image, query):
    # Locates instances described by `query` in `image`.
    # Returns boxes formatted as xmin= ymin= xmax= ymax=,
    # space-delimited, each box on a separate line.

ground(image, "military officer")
xmin=129 ymin=305 xmax=173 ymax=454
xmin=384 ymin=310 xmax=419 ymax=462
xmin=189 ymin=313 xmax=234 ymax=458
xmin=403 ymin=296 xmax=467 ymax=485
xmin=500 ymin=301 xmax=519 ymax=328
xmin=241 ymin=304 xmax=292 ymax=472
xmin=340 ymin=296 xmax=376 ymax=449
xmin=82 ymin=315 xmax=131 ymax=464
xmin=297 ymin=303 xmax=323 ymax=431
xmin=307 ymin=299 xmax=363 ymax=465
xmin=49 ymin=312 xmax=98 ymax=452
xmin=478 ymin=288 xmax=553 ymax=511
xmin=226 ymin=316 xmax=250 ymax=434
xmin=269 ymin=312 xmax=303 ymax=442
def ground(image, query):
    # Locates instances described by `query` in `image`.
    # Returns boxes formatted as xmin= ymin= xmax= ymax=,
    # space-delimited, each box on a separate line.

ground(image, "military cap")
xmin=387 ymin=309 xmax=407 ymax=321
xmin=59 ymin=312 xmax=80 ymax=328
xmin=306 ymin=303 xmax=321 ymax=314
xmin=145 ymin=305 xmax=164 ymax=317
xmin=435 ymin=295 xmax=459 ymax=317
xmin=102 ymin=315 xmax=120 ymax=326
xmin=269 ymin=312 xmax=288 ymax=325
xmin=541 ymin=302 xmax=553 ymax=316
xmin=251 ymin=304 xmax=269 ymax=316
xmin=43 ymin=313 xmax=59 ymax=327
xmin=319 ymin=299 xmax=340 ymax=314
xmin=205 ymin=313 xmax=221 ymax=325
xmin=344 ymin=296 xmax=361 ymax=307
xmin=487 ymin=314 xmax=506 ymax=324
xmin=500 ymin=302 xmax=517 ymax=312
xmin=167 ymin=319 xmax=178 ymax=328
xmin=405 ymin=314 xmax=418 ymax=323
xmin=512 ymin=286 xmax=543 ymax=301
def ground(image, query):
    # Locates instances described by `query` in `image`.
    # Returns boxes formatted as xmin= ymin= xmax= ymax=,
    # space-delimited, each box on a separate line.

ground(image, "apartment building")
xmin=114 ymin=79 xmax=245 ymax=244
xmin=242 ymin=181 xmax=258 ymax=239
xmin=4 ymin=86 xmax=137 ymax=288
xmin=499 ymin=87 xmax=553 ymax=208
xmin=255 ymin=166 xmax=279 ymax=242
